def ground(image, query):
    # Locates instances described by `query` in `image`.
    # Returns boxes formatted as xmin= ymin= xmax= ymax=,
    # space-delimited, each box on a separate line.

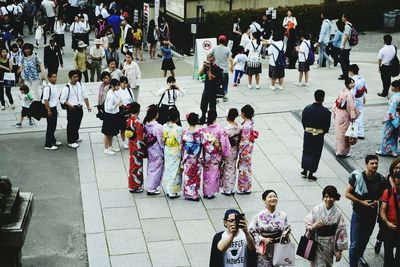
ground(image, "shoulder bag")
xmin=272 ymin=231 xmax=295 ymax=266
xmin=296 ymin=230 xmax=317 ymax=261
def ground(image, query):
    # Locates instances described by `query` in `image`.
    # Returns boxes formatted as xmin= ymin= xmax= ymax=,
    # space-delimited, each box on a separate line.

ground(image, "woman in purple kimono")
xmin=238 ymin=105 xmax=258 ymax=194
xmin=143 ymin=104 xmax=164 ymax=195
xmin=182 ymin=113 xmax=202 ymax=201
xmin=221 ymin=108 xmax=241 ymax=195
xmin=201 ymin=110 xmax=231 ymax=199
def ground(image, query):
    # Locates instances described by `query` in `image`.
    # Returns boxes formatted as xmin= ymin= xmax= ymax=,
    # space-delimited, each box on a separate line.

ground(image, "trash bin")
xmin=384 ymin=11 xmax=397 ymax=29
xmin=393 ymin=9 xmax=400 ymax=28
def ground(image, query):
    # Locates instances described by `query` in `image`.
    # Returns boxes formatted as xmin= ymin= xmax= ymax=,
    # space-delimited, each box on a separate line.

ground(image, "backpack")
xmin=303 ymin=41 xmax=315 ymax=66
xmin=348 ymin=24 xmax=359 ymax=46
xmin=271 ymin=43 xmax=286 ymax=68
xmin=96 ymin=21 xmax=106 ymax=38
xmin=390 ymin=46 xmax=400 ymax=77
xmin=247 ymin=42 xmax=261 ymax=68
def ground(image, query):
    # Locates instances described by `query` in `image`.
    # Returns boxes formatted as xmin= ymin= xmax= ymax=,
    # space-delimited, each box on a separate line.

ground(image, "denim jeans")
xmin=222 ymin=72 xmax=229 ymax=95
xmin=318 ymin=42 xmax=329 ymax=66
xmin=349 ymin=211 xmax=376 ymax=267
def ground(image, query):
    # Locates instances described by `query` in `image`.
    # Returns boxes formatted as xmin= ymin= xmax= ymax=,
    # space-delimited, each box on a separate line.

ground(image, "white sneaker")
xmin=11 ymin=104 xmax=15 ymax=109
xmin=68 ymin=143 xmax=79 ymax=148
xmin=277 ymin=85 xmax=284 ymax=90
xmin=45 ymin=145 xmax=58 ymax=150
xmin=123 ymin=143 xmax=129 ymax=149
xmin=1 ymin=106 xmax=5 ymax=110
xmin=112 ymin=147 xmax=121 ymax=152
xmin=269 ymin=85 xmax=276 ymax=91
xmin=294 ymin=81 xmax=302 ymax=86
xmin=303 ymin=83 xmax=309 ymax=87
xmin=55 ymin=141 xmax=62 ymax=146
xmin=255 ymin=85 xmax=260 ymax=90
xmin=248 ymin=84 xmax=252 ymax=89
xmin=104 ymin=148 xmax=116 ymax=155
xmin=313 ymin=65 xmax=321 ymax=69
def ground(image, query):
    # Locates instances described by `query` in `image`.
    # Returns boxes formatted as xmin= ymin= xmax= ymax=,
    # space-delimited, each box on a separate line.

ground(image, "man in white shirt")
xmin=43 ymin=73 xmax=61 ymax=150
xmin=90 ymin=39 xmax=105 ymax=82
xmin=59 ymin=70 xmax=92 ymax=148
xmin=41 ymin=0 xmax=56 ymax=33
xmin=378 ymin=34 xmax=397 ymax=97
xmin=339 ymin=13 xmax=352 ymax=80
xmin=317 ymin=11 xmax=333 ymax=68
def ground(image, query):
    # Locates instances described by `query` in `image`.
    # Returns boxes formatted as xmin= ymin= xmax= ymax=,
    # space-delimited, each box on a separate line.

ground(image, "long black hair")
xmin=143 ymin=104 xmax=159 ymax=125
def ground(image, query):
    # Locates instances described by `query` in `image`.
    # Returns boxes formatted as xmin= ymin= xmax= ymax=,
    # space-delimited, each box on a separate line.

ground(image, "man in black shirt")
xmin=345 ymin=155 xmax=386 ymax=267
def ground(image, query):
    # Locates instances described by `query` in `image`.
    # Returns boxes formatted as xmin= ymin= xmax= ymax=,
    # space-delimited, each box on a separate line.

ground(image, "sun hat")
xmin=94 ymin=39 xmax=102 ymax=45
xmin=78 ymin=41 xmax=87 ymax=48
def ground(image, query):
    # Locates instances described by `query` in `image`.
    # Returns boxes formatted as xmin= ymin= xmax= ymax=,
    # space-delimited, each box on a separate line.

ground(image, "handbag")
xmin=3 ymin=72 xmax=15 ymax=87
xmin=256 ymin=241 xmax=267 ymax=256
xmin=345 ymin=122 xmax=358 ymax=138
xmin=296 ymin=231 xmax=317 ymax=261
xmin=272 ymin=231 xmax=295 ymax=266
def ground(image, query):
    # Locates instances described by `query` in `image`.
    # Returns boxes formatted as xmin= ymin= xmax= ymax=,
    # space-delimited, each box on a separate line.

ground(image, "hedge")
xmin=199 ymin=0 xmax=400 ymax=39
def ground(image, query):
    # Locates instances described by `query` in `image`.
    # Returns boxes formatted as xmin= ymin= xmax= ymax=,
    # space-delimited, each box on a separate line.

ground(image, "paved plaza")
xmin=1 ymin=31 xmax=399 ymax=266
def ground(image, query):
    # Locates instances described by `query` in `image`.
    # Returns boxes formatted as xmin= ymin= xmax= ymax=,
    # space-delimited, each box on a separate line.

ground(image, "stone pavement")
xmin=2 ymin=30 xmax=399 ymax=266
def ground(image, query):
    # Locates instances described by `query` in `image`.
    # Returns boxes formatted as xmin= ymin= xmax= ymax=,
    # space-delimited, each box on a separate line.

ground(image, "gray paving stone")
xmin=278 ymin=200 xmax=310 ymax=223
xmin=184 ymin=243 xmax=212 ymax=267
xmin=207 ymin=208 xmax=229 ymax=233
xmin=107 ymin=229 xmax=147 ymax=255
xmin=103 ymin=207 xmax=140 ymax=231
xmin=175 ymin=220 xmax=215 ymax=244
xmin=136 ymin=197 xmax=171 ymax=219
xmin=234 ymin=193 xmax=265 ymax=214
xmin=86 ymin=233 xmax=110 ymax=267
xmin=257 ymin=181 xmax=298 ymax=201
xmin=110 ymin=253 xmax=152 ymax=267
xmin=147 ymin=240 xmax=190 ymax=267
xmin=141 ymin=218 xmax=179 ymax=242
xmin=78 ymin=158 xmax=96 ymax=184
xmin=168 ymin=198 xmax=208 ymax=221
xmin=292 ymin=185 xmax=324 ymax=206
xmin=81 ymin=183 xmax=104 ymax=234
xmin=99 ymin=189 xmax=135 ymax=208
xmin=96 ymin=171 xmax=128 ymax=190
xmin=202 ymin=194 xmax=239 ymax=210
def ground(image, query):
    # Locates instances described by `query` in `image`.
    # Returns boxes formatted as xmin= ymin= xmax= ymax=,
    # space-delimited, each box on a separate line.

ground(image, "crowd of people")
xmin=0 ymin=1 xmax=399 ymax=266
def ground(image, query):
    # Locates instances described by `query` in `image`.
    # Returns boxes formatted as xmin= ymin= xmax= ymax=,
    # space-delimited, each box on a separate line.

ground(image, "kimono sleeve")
xmin=335 ymin=213 xmax=348 ymax=252
xmin=248 ymin=213 xmax=262 ymax=246
xmin=345 ymin=92 xmax=357 ymax=120
xmin=304 ymin=207 xmax=316 ymax=231
xmin=156 ymin=124 xmax=165 ymax=149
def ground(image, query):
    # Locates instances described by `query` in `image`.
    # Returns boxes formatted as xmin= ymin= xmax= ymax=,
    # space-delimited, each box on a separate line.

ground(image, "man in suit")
xmin=44 ymin=36 xmax=63 ymax=75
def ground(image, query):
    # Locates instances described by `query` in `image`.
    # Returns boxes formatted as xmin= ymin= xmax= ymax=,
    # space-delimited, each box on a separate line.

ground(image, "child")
xmin=143 ymin=104 xmax=164 ymax=195
xmin=126 ymin=102 xmax=146 ymax=193
xmin=9 ymin=44 xmax=22 ymax=85
xmin=160 ymin=38 xmax=176 ymax=77
xmin=295 ymin=32 xmax=311 ymax=86
xmin=16 ymin=84 xmax=33 ymax=127
xmin=157 ymin=76 xmax=185 ymax=126
xmin=182 ymin=112 xmax=202 ymax=201
xmin=237 ymin=105 xmax=258 ymax=194
xmin=162 ymin=108 xmax=183 ymax=199
xmin=231 ymin=46 xmax=248 ymax=87
xmin=221 ymin=108 xmax=241 ymax=195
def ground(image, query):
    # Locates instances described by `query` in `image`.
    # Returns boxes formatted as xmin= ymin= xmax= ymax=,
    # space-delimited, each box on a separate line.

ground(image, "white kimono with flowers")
xmin=305 ymin=203 xmax=348 ymax=267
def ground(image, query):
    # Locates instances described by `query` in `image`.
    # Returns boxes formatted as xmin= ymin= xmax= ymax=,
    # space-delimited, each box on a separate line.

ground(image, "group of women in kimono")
xmin=125 ymin=102 xmax=259 ymax=200
xmin=247 ymin=186 xmax=347 ymax=267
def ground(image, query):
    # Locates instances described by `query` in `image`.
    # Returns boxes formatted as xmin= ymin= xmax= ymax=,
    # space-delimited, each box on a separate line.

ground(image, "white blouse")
xmin=104 ymin=89 xmax=120 ymax=114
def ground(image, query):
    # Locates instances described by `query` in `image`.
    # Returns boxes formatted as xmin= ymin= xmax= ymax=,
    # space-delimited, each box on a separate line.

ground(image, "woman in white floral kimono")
xmin=249 ymin=190 xmax=291 ymax=266
xmin=305 ymin=186 xmax=348 ymax=267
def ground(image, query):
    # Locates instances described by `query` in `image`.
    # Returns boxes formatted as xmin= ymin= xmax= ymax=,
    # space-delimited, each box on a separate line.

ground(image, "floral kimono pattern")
xmin=181 ymin=129 xmax=202 ymax=199
xmin=126 ymin=115 xmax=146 ymax=190
xmin=144 ymin=121 xmax=164 ymax=191
xmin=332 ymin=88 xmax=357 ymax=156
xmin=379 ymin=92 xmax=400 ymax=155
xmin=305 ymin=203 xmax=348 ymax=267
xmin=201 ymin=124 xmax=231 ymax=196
xmin=249 ymin=209 xmax=291 ymax=267
xmin=238 ymin=120 xmax=258 ymax=192
xmin=221 ymin=124 xmax=241 ymax=193
xmin=162 ymin=123 xmax=183 ymax=194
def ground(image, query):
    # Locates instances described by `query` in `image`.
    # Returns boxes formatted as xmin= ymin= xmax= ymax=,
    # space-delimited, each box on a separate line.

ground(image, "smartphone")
xmin=235 ymin=213 xmax=245 ymax=229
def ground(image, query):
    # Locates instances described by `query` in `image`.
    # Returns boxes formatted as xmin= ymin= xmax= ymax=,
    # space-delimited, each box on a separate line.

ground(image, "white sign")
xmin=166 ymin=0 xmax=184 ymax=19
xmin=194 ymin=38 xmax=217 ymax=73
xmin=155 ymin=0 xmax=160 ymax=24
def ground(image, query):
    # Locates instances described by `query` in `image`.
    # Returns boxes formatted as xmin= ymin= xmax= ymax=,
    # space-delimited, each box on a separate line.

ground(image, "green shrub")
xmin=201 ymin=0 xmax=400 ymax=38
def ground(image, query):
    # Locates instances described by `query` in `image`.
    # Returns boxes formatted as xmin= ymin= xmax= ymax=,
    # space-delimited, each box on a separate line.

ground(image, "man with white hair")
xmin=89 ymin=39 xmax=105 ymax=82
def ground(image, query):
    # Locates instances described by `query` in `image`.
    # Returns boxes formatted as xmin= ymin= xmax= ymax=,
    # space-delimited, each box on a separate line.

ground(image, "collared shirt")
xmin=42 ymin=82 xmax=59 ymax=108
xmin=157 ymin=87 xmax=186 ymax=106
xmin=54 ymin=21 xmax=66 ymax=34
xmin=60 ymin=82 xmax=88 ymax=106
xmin=341 ymin=23 xmax=352 ymax=50
xmin=298 ymin=40 xmax=310 ymax=63
xmin=381 ymin=186 xmax=400 ymax=225
xmin=104 ymin=89 xmax=120 ymax=114
xmin=90 ymin=46 xmax=105 ymax=59
xmin=378 ymin=45 xmax=397 ymax=66
xmin=115 ymin=87 xmax=134 ymax=105
xmin=268 ymin=40 xmax=285 ymax=66
xmin=9 ymin=51 xmax=21 ymax=66
xmin=70 ymin=21 xmax=85 ymax=33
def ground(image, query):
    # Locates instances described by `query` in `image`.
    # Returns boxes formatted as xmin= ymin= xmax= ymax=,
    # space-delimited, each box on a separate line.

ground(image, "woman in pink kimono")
xmin=305 ymin=186 xmax=348 ymax=267
xmin=221 ymin=108 xmax=241 ymax=195
xmin=143 ymin=104 xmax=164 ymax=195
xmin=182 ymin=113 xmax=202 ymax=201
xmin=333 ymin=78 xmax=357 ymax=158
xmin=238 ymin=105 xmax=258 ymax=194
xmin=201 ymin=110 xmax=231 ymax=199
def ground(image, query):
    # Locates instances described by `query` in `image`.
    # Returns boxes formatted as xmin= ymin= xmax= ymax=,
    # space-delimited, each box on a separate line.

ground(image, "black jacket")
xmin=44 ymin=45 xmax=63 ymax=69
xmin=209 ymin=231 xmax=257 ymax=267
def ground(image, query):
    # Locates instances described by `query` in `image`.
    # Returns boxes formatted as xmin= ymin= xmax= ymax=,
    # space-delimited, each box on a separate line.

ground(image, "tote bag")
xmin=296 ymin=231 xmax=317 ymax=261
xmin=3 ymin=72 xmax=15 ymax=87
xmin=345 ymin=121 xmax=358 ymax=138
xmin=273 ymin=232 xmax=295 ymax=266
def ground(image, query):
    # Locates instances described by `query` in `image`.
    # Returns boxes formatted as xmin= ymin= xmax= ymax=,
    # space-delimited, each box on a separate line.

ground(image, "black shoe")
xmin=377 ymin=93 xmax=388 ymax=97
xmin=374 ymin=240 xmax=382 ymax=254
xmin=307 ymin=174 xmax=317 ymax=181
xmin=185 ymin=197 xmax=200 ymax=202
xmin=358 ymin=136 xmax=365 ymax=140
xmin=221 ymin=191 xmax=233 ymax=196
xmin=301 ymin=170 xmax=307 ymax=178
xmin=338 ymin=76 xmax=345 ymax=80
xmin=198 ymin=117 xmax=205 ymax=125
xmin=203 ymin=194 xmax=215 ymax=199
xmin=129 ymin=188 xmax=144 ymax=193
xmin=359 ymin=257 xmax=369 ymax=267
